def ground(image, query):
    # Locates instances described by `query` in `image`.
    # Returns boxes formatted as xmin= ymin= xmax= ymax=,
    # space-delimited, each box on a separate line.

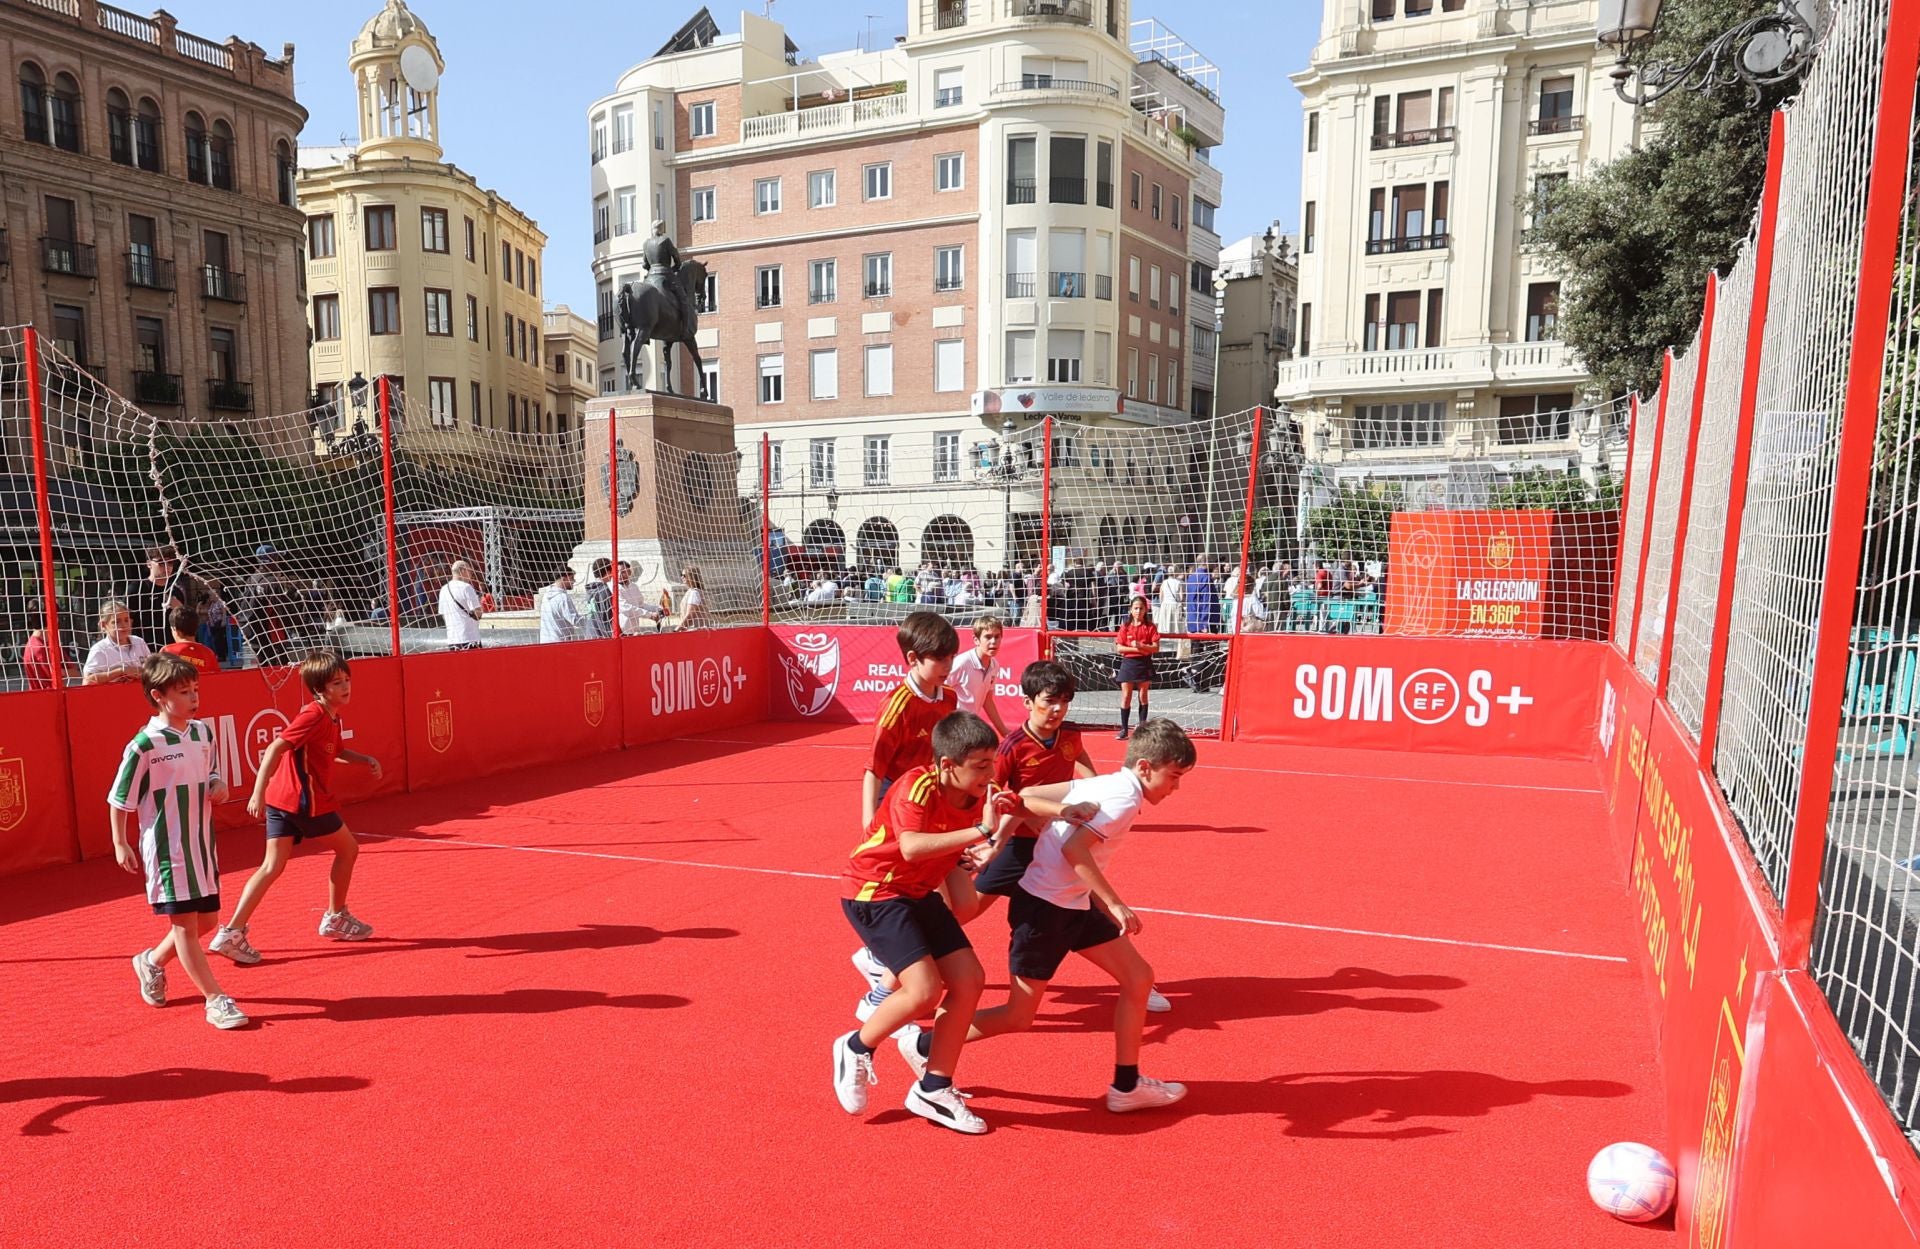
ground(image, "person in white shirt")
xmin=946 ymin=613 xmax=1008 ymax=736
xmin=437 ymin=561 xmax=483 ymax=651
xmin=83 ymin=599 xmax=151 ymax=685
xmin=960 ymin=718 xmax=1197 ymax=1114
xmin=676 ymin=565 xmax=711 ymax=630
xmin=617 ymin=560 xmax=665 ymax=633
xmin=805 ymin=576 xmax=841 ymax=606
xmin=539 ymin=567 xmax=584 ymax=643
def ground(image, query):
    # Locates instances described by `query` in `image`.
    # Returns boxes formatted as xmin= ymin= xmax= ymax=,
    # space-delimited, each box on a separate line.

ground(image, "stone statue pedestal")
xmin=573 ymin=392 xmax=755 ymax=612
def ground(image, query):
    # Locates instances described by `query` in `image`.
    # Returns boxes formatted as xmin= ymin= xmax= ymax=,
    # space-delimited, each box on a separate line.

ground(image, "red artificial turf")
xmin=0 ymin=723 xmax=1670 ymax=1247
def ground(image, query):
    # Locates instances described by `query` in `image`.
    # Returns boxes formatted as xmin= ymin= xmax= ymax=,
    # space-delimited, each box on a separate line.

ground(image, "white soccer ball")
xmin=1586 ymin=1142 xmax=1676 ymax=1223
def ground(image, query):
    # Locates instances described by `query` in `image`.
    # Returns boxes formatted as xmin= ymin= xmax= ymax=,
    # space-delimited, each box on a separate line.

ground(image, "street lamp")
xmin=1600 ymin=0 xmax=1820 ymax=106
xmin=1201 ymin=269 xmax=1230 ymax=560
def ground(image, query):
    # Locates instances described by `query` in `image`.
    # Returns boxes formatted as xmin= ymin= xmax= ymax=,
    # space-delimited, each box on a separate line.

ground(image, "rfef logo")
xmin=780 ymin=633 xmax=841 ymax=717
xmin=0 ymin=756 xmax=25 ymax=831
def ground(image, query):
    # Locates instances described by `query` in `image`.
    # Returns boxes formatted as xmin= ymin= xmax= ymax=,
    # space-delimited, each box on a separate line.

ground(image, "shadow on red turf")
xmin=1031 ymin=969 xmax=1466 ymax=1037
xmin=3 ymin=1069 xmax=371 ymax=1136
xmin=245 ymin=923 xmax=739 ymax=966
xmin=244 ymin=986 xmax=690 ymax=1025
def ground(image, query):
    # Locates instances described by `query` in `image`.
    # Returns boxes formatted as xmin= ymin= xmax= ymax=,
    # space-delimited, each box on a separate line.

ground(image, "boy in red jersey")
xmin=834 ymin=712 xmax=1015 ymax=1134
xmin=209 ymin=652 xmax=383 ymax=964
xmin=161 ymin=603 xmax=222 ymax=673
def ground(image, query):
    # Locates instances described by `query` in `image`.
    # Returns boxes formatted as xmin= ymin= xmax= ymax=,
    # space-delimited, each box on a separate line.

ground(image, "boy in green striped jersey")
xmin=110 ymin=652 xmax=247 ymax=1030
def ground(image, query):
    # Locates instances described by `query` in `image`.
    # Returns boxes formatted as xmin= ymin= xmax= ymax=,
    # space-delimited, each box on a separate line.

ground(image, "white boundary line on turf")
xmin=672 ymin=737 xmax=1603 ymax=796
xmin=362 ymin=831 xmax=1629 ymax=965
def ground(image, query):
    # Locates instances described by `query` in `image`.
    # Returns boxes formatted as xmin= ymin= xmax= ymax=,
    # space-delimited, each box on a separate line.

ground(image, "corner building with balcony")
xmin=0 ymin=0 xmax=309 ymax=419
xmin=1281 ymin=0 xmax=1637 ymax=514
xmin=298 ymin=1 xmax=548 ymax=439
xmin=589 ymin=2 xmax=1226 ymax=576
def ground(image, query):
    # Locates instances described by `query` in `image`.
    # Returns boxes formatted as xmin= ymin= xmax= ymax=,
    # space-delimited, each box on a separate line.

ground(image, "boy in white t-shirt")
xmin=961 ymin=717 xmax=1196 ymax=1112
xmin=946 ymin=614 xmax=1009 ymax=737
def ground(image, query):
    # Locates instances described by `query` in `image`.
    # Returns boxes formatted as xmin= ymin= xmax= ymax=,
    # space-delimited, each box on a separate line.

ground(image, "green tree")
xmin=1484 ymin=467 xmax=1601 ymax=511
xmin=1304 ymin=483 xmax=1402 ymax=564
xmin=1528 ymin=0 xmax=1793 ymax=397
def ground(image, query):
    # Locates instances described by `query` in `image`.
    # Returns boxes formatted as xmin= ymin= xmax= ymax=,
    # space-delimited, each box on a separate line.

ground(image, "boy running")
xmin=966 ymin=717 xmax=1197 ymax=1112
xmin=111 ymin=653 xmax=247 ymax=1029
xmin=834 ymin=712 xmax=1011 ymax=1134
xmin=946 ymin=614 xmax=1009 ymax=737
xmin=209 ymin=651 xmax=381 ymax=963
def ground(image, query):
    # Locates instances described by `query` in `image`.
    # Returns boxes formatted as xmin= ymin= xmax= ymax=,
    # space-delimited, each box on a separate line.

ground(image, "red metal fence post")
xmin=378 ymin=376 xmax=402 ymax=658
xmin=1783 ymin=8 xmax=1920 ymax=967
xmin=1698 ymin=111 xmax=1789 ymax=767
xmin=1038 ymin=416 xmax=1053 ymax=657
xmin=1655 ymin=273 xmax=1719 ymax=698
xmin=1220 ymin=408 xmax=1265 ymax=741
xmin=22 ymin=327 xmax=62 ymax=688
xmin=1626 ymin=352 xmax=1675 ymax=665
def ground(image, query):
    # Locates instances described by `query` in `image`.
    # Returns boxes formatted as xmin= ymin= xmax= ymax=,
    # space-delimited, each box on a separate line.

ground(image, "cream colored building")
xmin=1216 ymin=228 xmax=1298 ymax=417
xmin=299 ymin=1 xmax=547 ymax=438
xmin=1281 ymin=0 xmax=1637 ymax=517
xmin=586 ymin=3 xmax=1229 ymax=575
xmin=542 ymin=304 xmax=597 ymax=433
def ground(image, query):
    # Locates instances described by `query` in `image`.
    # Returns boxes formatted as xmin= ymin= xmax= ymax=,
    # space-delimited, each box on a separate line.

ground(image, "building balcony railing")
xmin=741 ymin=90 xmax=908 ymax=146
xmin=1006 ymin=272 xmax=1036 ymax=298
xmin=207 ymin=378 xmax=253 ymax=411
xmin=863 ymin=280 xmax=892 ymax=298
xmin=41 ymin=237 xmax=95 ymax=277
xmin=593 ymin=226 xmax=611 ymax=245
xmin=1096 ymin=180 xmax=1113 ymax=208
xmin=1530 ymin=115 xmax=1584 ymax=136
xmin=1275 ymin=340 xmax=1578 ymax=396
xmin=1005 ymin=0 xmax=1092 ymax=24
xmin=934 ymin=276 xmax=963 ymax=293
xmin=936 ymin=4 xmax=968 ymax=28
xmin=596 ymin=313 xmax=615 ymax=342
xmin=1094 ymin=273 xmax=1112 ymax=301
xmin=1049 ymin=176 xmax=1087 ymax=204
xmin=1370 ymin=126 xmax=1456 ymax=150
xmin=133 ymin=370 xmax=183 ymax=406
xmin=201 ymin=265 xmax=246 ymax=303
xmin=1048 ymin=271 xmax=1086 ymax=298
xmin=810 ymin=287 xmax=836 ymax=303
xmin=1006 ymin=177 xmax=1037 ymax=204
xmin=1364 ymin=233 xmax=1451 ymax=255
xmin=992 ymin=78 xmax=1119 ymax=101
xmin=126 ymin=251 xmax=175 ymax=290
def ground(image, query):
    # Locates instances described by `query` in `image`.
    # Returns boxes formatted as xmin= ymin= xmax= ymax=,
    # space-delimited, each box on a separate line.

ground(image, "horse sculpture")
xmin=618 ymin=258 xmax=709 ymax=400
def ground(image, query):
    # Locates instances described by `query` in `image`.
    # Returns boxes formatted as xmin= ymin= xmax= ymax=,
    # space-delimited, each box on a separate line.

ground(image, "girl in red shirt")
xmin=1114 ymin=595 xmax=1160 ymax=740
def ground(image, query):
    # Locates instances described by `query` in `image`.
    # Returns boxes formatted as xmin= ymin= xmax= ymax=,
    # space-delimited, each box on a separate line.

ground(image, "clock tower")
xmin=351 ymin=0 xmax=443 ymax=162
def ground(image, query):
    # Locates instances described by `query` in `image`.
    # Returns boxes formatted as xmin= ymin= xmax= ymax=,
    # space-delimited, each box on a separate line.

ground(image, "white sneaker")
xmin=832 ymin=1031 xmax=877 ymax=1114
xmin=318 ymin=910 xmax=373 ymax=941
xmin=1146 ymin=986 xmax=1172 ymax=1013
xmin=851 ymin=946 xmax=888 ymax=991
xmin=1106 ymin=1075 xmax=1188 ymax=1113
xmin=209 ymin=925 xmax=262 ymax=965
xmin=905 ymin=1082 xmax=988 ymax=1134
xmin=204 ymin=994 xmax=249 ymax=1030
xmin=896 ymin=1023 xmax=929 ymax=1081
xmin=132 ymin=951 xmax=166 ymax=1008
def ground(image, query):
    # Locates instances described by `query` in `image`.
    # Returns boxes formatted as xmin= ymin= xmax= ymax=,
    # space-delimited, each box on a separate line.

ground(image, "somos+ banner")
xmin=768 ymin=625 xmax=1041 ymax=724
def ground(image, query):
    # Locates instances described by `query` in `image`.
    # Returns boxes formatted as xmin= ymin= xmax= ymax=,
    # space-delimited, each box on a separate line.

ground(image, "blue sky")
xmin=171 ymin=0 xmax=1313 ymax=311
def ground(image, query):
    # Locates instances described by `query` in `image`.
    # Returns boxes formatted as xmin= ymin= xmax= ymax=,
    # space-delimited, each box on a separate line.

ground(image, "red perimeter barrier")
xmin=1594 ymin=643 xmax=1920 ymax=1243
xmin=63 ymin=660 xmax=409 ymax=860
xmin=621 ymin=629 xmax=769 ymax=747
xmin=1230 ymin=633 xmax=1601 ymax=759
xmin=401 ymin=641 xmax=626 ymax=791
xmin=766 ymin=624 xmax=1040 ymax=725
xmin=0 ymin=690 xmax=78 ymax=874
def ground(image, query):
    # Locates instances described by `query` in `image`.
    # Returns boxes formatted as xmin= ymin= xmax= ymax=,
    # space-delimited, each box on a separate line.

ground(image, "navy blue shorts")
xmin=1007 ymin=885 xmax=1122 ymax=981
xmin=841 ymin=894 xmax=970 ymax=975
xmin=265 ymin=807 xmax=345 ymax=843
xmin=972 ymin=833 xmax=1038 ymax=896
xmin=152 ymin=894 xmax=220 ymax=917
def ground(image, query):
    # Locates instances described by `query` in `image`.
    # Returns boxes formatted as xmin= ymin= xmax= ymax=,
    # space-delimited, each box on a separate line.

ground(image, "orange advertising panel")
xmin=1386 ymin=510 xmax=1556 ymax=638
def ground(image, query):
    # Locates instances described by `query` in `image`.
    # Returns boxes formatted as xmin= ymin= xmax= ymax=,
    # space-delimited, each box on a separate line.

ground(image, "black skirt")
xmin=1116 ymin=655 xmax=1156 ymax=684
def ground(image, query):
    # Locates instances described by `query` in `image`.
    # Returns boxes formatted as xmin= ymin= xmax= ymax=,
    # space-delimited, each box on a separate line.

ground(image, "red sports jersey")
xmin=867 ymin=679 xmax=958 ymax=781
xmin=844 ymin=766 xmax=984 ymax=901
xmin=1116 ymin=621 xmax=1161 ymax=654
xmin=995 ymin=723 xmax=1085 ymax=792
xmin=264 ymin=701 xmax=343 ymax=817
xmin=163 ymin=640 xmax=222 ymax=673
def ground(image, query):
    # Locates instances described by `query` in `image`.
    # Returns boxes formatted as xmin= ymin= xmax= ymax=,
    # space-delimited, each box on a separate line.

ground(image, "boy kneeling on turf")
xmin=968 ymin=717 xmax=1197 ymax=1112
xmin=835 ymin=712 xmax=1014 ymax=1135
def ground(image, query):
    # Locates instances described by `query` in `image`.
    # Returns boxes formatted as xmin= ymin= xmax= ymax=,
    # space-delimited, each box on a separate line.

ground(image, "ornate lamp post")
xmin=1600 ymin=0 xmax=1821 ymax=106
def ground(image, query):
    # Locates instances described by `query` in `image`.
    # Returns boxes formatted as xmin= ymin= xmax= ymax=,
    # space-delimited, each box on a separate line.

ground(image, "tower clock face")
xmin=399 ymin=45 xmax=439 ymax=94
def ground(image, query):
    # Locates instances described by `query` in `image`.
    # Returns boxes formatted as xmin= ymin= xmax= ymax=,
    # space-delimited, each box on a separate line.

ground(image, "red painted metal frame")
xmin=1698 ymin=111 xmax=1789 ymax=767
xmin=760 ymin=434 xmax=772 ymax=628
xmin=1626 ymin=351 xmax=1675 ymax=665
xmin=22 ymin=327 xmax=62 ymax=688
xmin=1038 ymin=415 xmax=1053 ymax=657
xmin=1784 ymin=4 xmax=1920 ymax=967
xmin=378 ymin=376 xmax=402 ymax=659
xmin=1610 ymin=394 xmax=1640 ymax=657
xmin=1655 ymin=272 xmax=1719 ymax=698
xmin=607 ymin=408 xmax=621 ymax=640
xmin=1220 ymin=407 xmax=1265 ymax=740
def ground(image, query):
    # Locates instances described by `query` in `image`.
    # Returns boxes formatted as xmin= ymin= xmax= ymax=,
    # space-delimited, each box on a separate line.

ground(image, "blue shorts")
xmin=265 ymin=807 xmax=344 ymax=843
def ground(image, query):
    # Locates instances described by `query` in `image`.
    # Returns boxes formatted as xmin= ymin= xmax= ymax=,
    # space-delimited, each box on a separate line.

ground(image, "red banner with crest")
xmin=768 ymin=625 xmax=1041 ymax=725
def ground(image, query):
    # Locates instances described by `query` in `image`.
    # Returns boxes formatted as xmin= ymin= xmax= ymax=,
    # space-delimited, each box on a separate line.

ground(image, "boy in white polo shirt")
xmin=946 ymin=614 xmax=1009 ymax=737
xmin=961 ymin=717 xmax=1196 ymax=1112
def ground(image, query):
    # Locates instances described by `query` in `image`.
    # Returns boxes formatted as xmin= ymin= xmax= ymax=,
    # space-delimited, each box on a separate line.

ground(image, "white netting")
xmin=1668 ymin=244 xmax=1761 ymax=738
xmin=1635 ymin=345 xmax=1703 ymax=682
xmin=641 ymin=438 xmax=761 ymax=628
xmin=1812 ymin=0 xmax=1920 ymax=1145
xmin=1712 ymin=0 xmax=1886 ymax=902
xmin=1613 ymin=394 xmax=1660 ymax=653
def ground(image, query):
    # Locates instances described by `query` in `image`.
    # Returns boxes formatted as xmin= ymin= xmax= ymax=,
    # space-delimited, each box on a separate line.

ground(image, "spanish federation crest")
xmin=584 ymin=678 xmax=606 ymax=728
xmin=0 ymin=756 xmax=25 ymax=832
xmin=1486 ymin=530 xmax=1516 ymax=570
xmin=780 ymin=633 xmax=841 ymax=718
xmin=427 ymin=697 xmax=454 ymax=754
